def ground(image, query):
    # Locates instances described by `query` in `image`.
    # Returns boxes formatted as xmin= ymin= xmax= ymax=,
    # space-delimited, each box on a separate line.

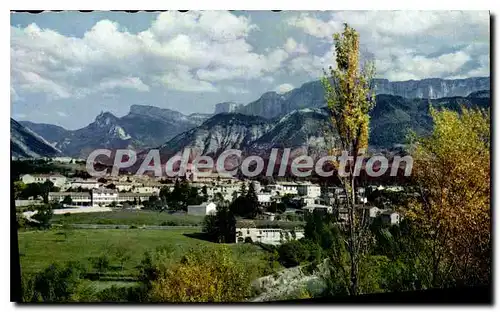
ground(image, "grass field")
xmin=51 ymin=210 xmax=205 ymax=226
xmin=17 ymin=227 xmax=271 ymax=280
xmin=51 ymin=210 xmax=305 ymax=229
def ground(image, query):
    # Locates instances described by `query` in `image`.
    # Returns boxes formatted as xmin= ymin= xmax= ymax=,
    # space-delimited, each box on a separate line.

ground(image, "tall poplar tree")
xmin=321 ymin=23 xmax=376 ymax=295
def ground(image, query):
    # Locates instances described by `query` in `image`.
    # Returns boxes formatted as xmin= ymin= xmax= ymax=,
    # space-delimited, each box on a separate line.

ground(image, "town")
xmin=15 ymin=156 xmax=403 ymax=246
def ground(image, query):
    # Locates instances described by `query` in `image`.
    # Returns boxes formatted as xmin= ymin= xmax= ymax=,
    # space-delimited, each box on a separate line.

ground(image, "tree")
xmin=14 ymin=181 xmax=27 ymax=199
xmin=277 ymin=240 xmax=310 ymax=268
xmin=407 ymin=106 xmax=491 ymax=287
xmin=246 ymin=182 xmax=259 ymax=217
xmin=213 ymin=192 xmax=225 ymax=207
xmin=24 ymin=262 xmax=83 ymax=302
xmin=148 ymin=246 xmax=251 ymax=302
xmin=203 ymin=203 xmax=236 ymax=243
xmin=89 ymin=255 xmax=110 ymax=278
xmin=321 ymin=23 xmax=376 ymax=295
xmin=62 ymin=195 xmax=73 ymax=205
xmin=268 ymin=202 xmax=278 ymax=213
xmin=276 ymin=202 xmax=287 ymax=214
xmin=32 ymin=203 xmax=54 ymax=229
xmin=114 ymin=245 xmax=131 ymax=272
xmin=201 ymin=185 xmax=208 ymax=201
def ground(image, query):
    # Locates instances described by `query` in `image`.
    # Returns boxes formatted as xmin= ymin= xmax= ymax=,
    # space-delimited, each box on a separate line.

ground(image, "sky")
xmin=11 ymin=10 xmax=490 ymax=129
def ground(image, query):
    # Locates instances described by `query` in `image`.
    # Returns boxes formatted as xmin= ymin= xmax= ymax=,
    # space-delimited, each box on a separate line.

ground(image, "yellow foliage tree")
xmin=407 ymin=106 xmax=491 ymax=287
xmin=321 ymin=23 xmax=376 ymax=295
xmin=148 ymin=245 xmax=251 ymax=302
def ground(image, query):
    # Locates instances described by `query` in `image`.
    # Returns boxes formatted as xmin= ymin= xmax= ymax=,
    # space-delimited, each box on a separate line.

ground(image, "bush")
xmin=147 ymin=245 xmax=251 ymax=302
xmin=244 ymin=237 xmax=253 ymax=244
xmin=129 ymin=225 xmax=137 ymax=229
xmin=22 ymin=262 xmax=84 ymax=302
xmin=277 ymin=240 xmax=310 ymax=268
xmin=96 ymin=285 xmax=130 ymax=302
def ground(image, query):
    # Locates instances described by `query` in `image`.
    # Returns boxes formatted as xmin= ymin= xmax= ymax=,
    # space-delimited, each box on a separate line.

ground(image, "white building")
xmin=297 ymin=182 xmax=321 ymax=198
xmin=302 ymin=204 xmax=333 ymax=214
xmin=187 ymin=202 xmax=217 ymax=216
xmin=91 ymin=188 xmax=119 ymax=206
xmin=257 ymin=193 xmax=273 ymax=207
xmin=117 ymin=193 xmax=153 ymax=203
xmin=267 ymin=181 xmax=299 ymax=196
xmin=368 ymin=206 xmax=383 ymax=218
xmin=133 ymin=184 xmax=161 ymax=194
xmin=114 ymin=182 xmax=134 ymax=192
xmin=21 ymin=174 xmax=67 ymax=188
xmin=235 ymin=228 xmax=305 ymax=245
xmin=49 ymin=192 xmax=92 ymax=206
xmin=70 ymin=178 xmax=100 ymax=190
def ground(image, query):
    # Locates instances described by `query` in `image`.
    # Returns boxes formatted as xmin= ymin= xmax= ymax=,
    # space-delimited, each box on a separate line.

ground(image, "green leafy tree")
xmin=23 ymin=262 xmax=84 ymax=302
xmin=32 ymin=203 xmax=54 ymax=229
xmin=159 ymin=186 xmax=171 ymax=200
xmin=89 ymin=255 xmax=110 ymax=278
xmin=14 ymin=181 xmax=27 ymax=199
xmin=114 ymin=245 xmax=131 ymax=272
xmin=321 ymin=23 xmax=376 ymax=295
xmin=246 ymin=182 xmax=259 ymax=217
xmin=203 ymin=204 xmax=236 ymax=243
xmin=277 ymin=240 xmax=310 ymax=268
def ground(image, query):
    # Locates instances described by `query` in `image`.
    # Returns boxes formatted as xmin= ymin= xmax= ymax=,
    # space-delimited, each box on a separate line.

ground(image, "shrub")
xmin=23 ymin=262 xmax=84 ymax=302
xmin=277 ymin=240 xmax=310 ymax=268
xmin=244 ymin=237 xmax=253 ymax=244
xmin=147 ymin=246 xmax=251 ymax=302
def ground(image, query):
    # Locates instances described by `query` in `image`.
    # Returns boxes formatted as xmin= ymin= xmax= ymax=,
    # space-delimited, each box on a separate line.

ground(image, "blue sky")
xmin=11 ymin=11 xmax=490 ymax=129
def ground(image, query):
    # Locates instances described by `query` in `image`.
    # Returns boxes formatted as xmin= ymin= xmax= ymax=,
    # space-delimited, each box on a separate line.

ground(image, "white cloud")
xmin=98 ymin=77 xmax=150 ymax=92
xmin=275 ymin=83 xmax=294 ymax=94
xmin=283 ymin=38 xmax=308 ymax=54
xmin=225 ymin=85 xmax=250 ymax=94
xmin=56 ymin=111 xmax=68 ymax=117
xmin=287 ymin=11 xmax=490 ymax=80
xmin=10 ymin=11 xmax=292 ymax=100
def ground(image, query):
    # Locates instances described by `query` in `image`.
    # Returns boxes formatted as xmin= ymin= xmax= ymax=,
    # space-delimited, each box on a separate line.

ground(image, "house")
xmin=91 ymin=188 xmax=119 ymax=206
xmin=114 ymin=182 xmax=134 ymax=192
xmin=70 ymin=178 xmax=100 ymax=190
xmin=275 ymin=181 xmax=299 ymax=195
xmin=21 ymin=174 xmax=67 ymax=188
xmin=302 ymin=204 xmax=333 ymax=214
xmin=257 ymin=193 xmax=273 ymax=207
xmin=261 ymin=212 xmax=276 ymax=221
xmin=117 ymin=193 xmax=153 ymax=203
xmin=187 ymin=202 xmax=217 ymax=216
xmin=133 ymin=183 xmax=162 ymax=194
xmin=49 ymin=192 xmax=92 ymax=206
xmin=296 ymin=182 xmax=321 ymax=198
xmin=235 ymin=227 xmax=305 ymax=245
xmin=380 ymin=211 xmax=401 ymax=225
xmin=191 ymin=171 xmax=236 ymax=183
xmin=368 ymin=206 xmax=383 ymax=218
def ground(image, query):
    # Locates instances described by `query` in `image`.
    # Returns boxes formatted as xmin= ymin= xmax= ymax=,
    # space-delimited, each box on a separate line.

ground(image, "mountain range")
xmin=235 ymin=77 xmax=490 ymax=119
xmin=11 ymin=119 xmax=61 ymax=158
xmin=18 ymin=106 xmax=211 ymax=158
xmin=12 ymin=77 xmax=490 ymax=159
